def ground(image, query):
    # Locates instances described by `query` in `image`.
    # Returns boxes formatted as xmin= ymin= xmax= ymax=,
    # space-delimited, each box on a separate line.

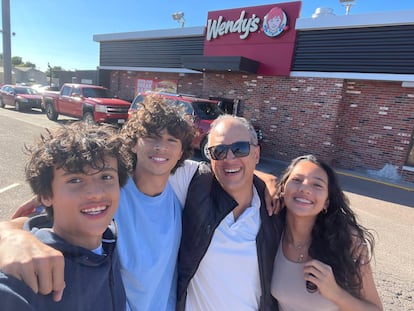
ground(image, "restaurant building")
xmin=93 ymin=1 xmax=414 ymax=183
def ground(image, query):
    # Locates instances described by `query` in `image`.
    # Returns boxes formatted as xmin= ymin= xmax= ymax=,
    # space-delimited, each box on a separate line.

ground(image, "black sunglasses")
xmin=208 ymin=141 xmax=256 ymax=161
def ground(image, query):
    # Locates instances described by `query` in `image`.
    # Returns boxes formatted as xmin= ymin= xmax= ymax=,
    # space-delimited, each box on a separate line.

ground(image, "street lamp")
xmin=48 ymin=63 xmax=53 ymax=87
xmin=339 ymin=0 xmax=356 ymax=15
xmin=172 ymin=12 xmax=185 ymax=28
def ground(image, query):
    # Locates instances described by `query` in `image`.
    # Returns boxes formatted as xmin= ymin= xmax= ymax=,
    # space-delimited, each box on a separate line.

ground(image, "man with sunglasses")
xmin=177 ymin=115 xmax=280 ymax=311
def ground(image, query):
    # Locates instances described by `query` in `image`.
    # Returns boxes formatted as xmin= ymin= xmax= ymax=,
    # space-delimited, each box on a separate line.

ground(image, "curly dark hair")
xmin=120 ymin=94 xmax=195 ymax=174
xmin=276 ymin=154 xmax=375 ymax=298
xmin=25 ymin=122 xmax=130 ymax=204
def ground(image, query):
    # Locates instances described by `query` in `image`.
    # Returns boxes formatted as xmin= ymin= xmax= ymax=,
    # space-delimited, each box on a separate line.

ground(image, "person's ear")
xmin=40 ymin=196 xmax=53 ymax=207
xmin=131 ymin=142 xmax=138 ymax=154
xmin=254 ymin=145 xmax=260 ymax=164
xmin=323 ymin=199 xmax=330 ymax=212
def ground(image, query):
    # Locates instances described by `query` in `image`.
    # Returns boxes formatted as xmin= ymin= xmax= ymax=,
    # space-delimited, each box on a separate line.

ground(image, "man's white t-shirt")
xmin=185 ymin=186 xmax=262 ymax=311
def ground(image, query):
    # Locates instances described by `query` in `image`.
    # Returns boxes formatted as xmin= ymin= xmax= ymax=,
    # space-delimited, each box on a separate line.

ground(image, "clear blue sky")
xmin=4 ymin=0 xmax=414 ymax=72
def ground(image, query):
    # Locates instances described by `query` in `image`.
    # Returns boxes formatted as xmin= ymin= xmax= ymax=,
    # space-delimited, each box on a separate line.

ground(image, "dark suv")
xmin=129 ymin=91 xmax=224 ymax=160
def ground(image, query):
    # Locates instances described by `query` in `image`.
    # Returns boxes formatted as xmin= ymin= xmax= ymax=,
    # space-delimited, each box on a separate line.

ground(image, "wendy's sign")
xmin=206 ymin=6 xmax=289 ymax=41
xmin=203 ymin=2 xmax=301 ymax=76
xmin=206 ymin=10 xmax=261 ymax=41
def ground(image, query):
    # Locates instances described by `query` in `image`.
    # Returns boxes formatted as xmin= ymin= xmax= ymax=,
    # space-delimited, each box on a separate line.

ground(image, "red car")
xmin=0 ymin=84 xmax=43 ymax=111
xmin=129 ymin=91 xmax=224 ymax=160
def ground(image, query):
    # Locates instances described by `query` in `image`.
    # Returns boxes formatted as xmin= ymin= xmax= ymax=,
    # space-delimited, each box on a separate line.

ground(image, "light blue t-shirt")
xmin=115 ymin=177 xmax=182 ymax=311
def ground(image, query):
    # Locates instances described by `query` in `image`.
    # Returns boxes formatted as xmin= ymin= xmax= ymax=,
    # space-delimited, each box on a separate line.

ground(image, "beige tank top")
xmin=271 ymin=239 xmax=340 ymax=311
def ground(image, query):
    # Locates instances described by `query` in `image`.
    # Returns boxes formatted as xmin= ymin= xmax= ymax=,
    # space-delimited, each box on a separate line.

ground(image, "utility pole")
xmin=2 ymin=0 xmax=12 ymax=84
xmin=48 ymin=63 xmax=52 ymax=87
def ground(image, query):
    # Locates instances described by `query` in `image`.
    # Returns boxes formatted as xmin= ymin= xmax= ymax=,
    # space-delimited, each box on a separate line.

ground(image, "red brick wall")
xmin=333 ymin=80 xmax=414 ymax=174
xmin=200 ymin=73 xmax=414 ymax=183
xmin=109 ymin=71 xmax=204 ymax=102
xmin=110 ymin=70 xmax=414 ymax=182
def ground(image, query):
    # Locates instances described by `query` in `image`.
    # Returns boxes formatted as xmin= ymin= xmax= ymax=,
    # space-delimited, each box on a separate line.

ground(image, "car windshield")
xmin=15 ymin=87 xmax=39 ymax=95
xmin=192 ymin=101 xmax=224 ymax=120
xmin=131 ymin=95 xmax=145 ymax=109
xmin=175 ymin=101 xmax=194 ymax=115
xmin=82 ymin=87 xmax=110 ymax=98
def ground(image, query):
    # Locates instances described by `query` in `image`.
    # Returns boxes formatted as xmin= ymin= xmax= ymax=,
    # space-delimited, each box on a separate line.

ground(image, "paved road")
xmin=1 ymin=107 xmax=413 ymax=310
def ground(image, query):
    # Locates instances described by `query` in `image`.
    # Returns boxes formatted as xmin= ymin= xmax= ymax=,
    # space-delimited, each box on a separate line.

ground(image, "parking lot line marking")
xmin=336 ymin=171 xmax=414 ymax=192
xmin=0 ymin=183 xmax=20 ymax=194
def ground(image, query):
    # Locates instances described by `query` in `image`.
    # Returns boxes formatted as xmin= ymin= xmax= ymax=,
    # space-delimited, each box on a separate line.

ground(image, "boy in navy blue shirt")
xmin=0 ymin=122 xmax=129 ymax=310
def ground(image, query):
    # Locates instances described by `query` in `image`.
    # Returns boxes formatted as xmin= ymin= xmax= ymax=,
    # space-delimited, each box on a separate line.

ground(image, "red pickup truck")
xmin=43 ymin=83 xmax=131 ymax=125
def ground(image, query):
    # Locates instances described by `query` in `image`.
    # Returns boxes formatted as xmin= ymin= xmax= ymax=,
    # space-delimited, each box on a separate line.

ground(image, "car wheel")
xmin=83 ymin=111 xmax=95 ymax=125
xmin=45 ymin=103 xmax=58 ymax=121
xmin=0 ymin=97 xmax=4 ymax=108
xmin=15 ymin=101 xmax=21 ymax=111
xmin=200 ymin=138 xmax=210 ymax=161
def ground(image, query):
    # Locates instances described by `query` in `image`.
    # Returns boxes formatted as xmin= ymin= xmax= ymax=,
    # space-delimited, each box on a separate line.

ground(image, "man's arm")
xmin=169 ymin=159 xmax=200 ymax=207
xmin=11 ymin=196 xmax=40 ymax=219
xmin=0 ymin=218 xmax=65 ymax=301
xmin=254 ymin=170 xmax=280 ymax=216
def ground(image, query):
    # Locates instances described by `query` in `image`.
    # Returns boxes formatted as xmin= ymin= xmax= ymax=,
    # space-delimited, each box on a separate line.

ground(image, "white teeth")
xmin=152 ymin=157 xmax=167 ymax=162
xmin=295 ymin=197 xmax=312 ymax=204
xmin=224 ymin=168 xmax=240 ymax=173
xmin=82 ymin=206 xmax=106 ymax=215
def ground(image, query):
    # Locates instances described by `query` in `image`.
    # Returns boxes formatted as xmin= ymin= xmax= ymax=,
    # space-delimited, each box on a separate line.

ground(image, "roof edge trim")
xmin=97 ymin=66 xmax=202 ymax=74
xmin=296 ymin=10 xmax=414 ymax=30
xmin=93 ymin=26 xmax=205 ymax=42
xmin=290 ymin=71 xmax=414 ymax=82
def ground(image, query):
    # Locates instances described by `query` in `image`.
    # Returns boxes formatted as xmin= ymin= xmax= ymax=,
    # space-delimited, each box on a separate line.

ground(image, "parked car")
xmin=0 ymin=84 xmax=43 ymax=111
xmin=129 ymin=91 xmax=263 ymax=160
xmin=43 ymin=83 xmax=131 ymax=125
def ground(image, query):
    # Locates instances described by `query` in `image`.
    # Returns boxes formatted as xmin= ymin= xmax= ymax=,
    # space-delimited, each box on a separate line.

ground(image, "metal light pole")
xmin=172 ymin=12 xmax=185 ymax=28
xmin=48 ymin=63 xmax=52 ymax=87
xmin=2 ymin=0 xmax=12 ymax=84
xmin=339 ymin=0 xmax=356 ymax=15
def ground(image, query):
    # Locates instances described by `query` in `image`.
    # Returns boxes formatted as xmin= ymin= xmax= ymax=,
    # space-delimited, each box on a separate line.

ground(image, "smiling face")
xmin=133 ymin=129 xmax=183 ymax=180
xmin=268 ymin=15 xmax=282 ymax=31
xmin=41 ymin=156 xmax=120 ymax=250
xmin=283 ymin=160 xmax=329 ymax=218
xmin=209 ymin=118 xmax=260 ymax=198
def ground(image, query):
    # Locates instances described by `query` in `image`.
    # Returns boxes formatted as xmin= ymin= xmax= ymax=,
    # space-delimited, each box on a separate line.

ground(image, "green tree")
xmin=12 ymin=56 xmax=22 ymax=66
xmin=23 ymin=61 xmax=36 ymax=68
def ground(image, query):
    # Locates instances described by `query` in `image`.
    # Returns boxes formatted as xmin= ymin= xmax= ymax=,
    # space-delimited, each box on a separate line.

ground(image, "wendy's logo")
xmin=262 ymin=7 xmax=288 ymax=37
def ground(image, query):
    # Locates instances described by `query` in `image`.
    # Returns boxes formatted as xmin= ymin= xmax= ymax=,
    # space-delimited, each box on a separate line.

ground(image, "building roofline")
xmin=93 ymin=26 xmax=205 ymax=42
xmin=290 ymin=71 xmax=414 ymax=82
xmin=296 ymin=9 xmax=414 ymax=30
xmin=97 ymin=66 xmax=202 ymax=74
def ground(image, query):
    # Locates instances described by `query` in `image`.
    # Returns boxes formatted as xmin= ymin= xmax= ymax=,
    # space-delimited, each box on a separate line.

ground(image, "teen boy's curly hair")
xmin=25 ymin=122 xmax=130 ymax=202
xmin=120 ymin=94 xmax=195 ymax=173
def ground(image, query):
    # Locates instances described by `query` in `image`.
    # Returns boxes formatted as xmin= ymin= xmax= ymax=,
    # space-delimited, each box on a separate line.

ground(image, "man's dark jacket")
xmin=177 ymin=163 xmax=281 ymax=311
